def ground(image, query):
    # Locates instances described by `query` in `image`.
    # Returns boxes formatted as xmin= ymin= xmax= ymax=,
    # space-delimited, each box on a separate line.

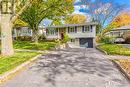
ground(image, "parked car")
xmin=115 ymin=37 xmax=125 ymax=43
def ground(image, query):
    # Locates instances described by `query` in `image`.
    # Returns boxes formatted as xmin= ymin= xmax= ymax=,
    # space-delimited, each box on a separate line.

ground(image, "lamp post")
xmin=0 ymin=0 xmax=14 ymax=55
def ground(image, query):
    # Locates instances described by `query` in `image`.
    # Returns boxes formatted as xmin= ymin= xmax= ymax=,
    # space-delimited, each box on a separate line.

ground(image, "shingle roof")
xmin=111 ymin=25 xmax=130 ymax=31
xmin=45 ymin=22 xmax=98 ymax=28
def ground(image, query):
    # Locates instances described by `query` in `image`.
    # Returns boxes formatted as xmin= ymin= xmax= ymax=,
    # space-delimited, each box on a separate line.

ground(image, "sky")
xmin=74 ymin=0 xmax=130 ymax=14
xmin=41 ymin=0 xmax=130 ymax=26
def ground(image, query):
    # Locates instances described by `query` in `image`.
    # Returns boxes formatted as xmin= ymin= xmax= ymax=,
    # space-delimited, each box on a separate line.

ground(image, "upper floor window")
xmin=68 ymin=27 xmax=77 ymax=33
xmin=70 ymin=39 xmax=75 ymax=42
xmin=82 ymin=25 xmax=93 ymax=33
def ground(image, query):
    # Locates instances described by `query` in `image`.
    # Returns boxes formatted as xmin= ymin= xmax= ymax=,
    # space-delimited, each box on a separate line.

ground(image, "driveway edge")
xmin=96 ymin=46 xmax=108 ymax=55
xmin=111 ymin=60 xmax=130 ymax=82
xmin=96 ymin=45 xmax=130 ymax=82
xmin=0 ymin=54 xmax=42 ymax=85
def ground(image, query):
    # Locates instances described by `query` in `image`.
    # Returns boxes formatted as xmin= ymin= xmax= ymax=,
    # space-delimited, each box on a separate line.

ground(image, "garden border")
xmin=0 ymin=54 xmax=42 ymax=85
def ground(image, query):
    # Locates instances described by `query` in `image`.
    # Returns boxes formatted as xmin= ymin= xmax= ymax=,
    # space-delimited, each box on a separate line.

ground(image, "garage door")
xmin=79 ymin=38 xmax=93 ymax=48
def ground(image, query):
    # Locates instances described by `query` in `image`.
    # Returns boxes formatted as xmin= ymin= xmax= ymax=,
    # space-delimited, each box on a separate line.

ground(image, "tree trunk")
xmin=1 ymin=14 xmax=14 ymax=56
xmin=32 ymin=29 xmax=39 ymax=44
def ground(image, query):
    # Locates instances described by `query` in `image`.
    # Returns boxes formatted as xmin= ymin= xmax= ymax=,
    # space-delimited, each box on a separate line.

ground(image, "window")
xmin=70 ymin=39 xmax=75 ymax=42
xmin=68 ymin=27 xmax=77 ymax=33
xmin=47 ymin=28 xmax=58 ymax=35
xmin=82 ymin=26 xmax=92 ymax=32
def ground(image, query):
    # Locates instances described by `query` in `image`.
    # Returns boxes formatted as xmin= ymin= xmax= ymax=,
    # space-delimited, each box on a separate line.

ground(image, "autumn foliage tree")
xmin=65 ymin=14 xmax=87 ymax=24
xmin=103 ymin=12 xmax=130 ymax=34
xmin=19 ymin=0 xmax=74 ymax=43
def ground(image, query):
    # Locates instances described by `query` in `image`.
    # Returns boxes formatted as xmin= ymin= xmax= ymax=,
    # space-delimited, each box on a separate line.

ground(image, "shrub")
xmin=15 ymin=36 xmax=32 ymax=41
xmin=55 ymin=39 xmax=61 ymax=44
xmin=100 ymin=36 xmax=114 ymax=44
xmin=38 ymin=34 xmax=46 ymax=41
xmin=61 ymin=33 xmax=70 ymax=43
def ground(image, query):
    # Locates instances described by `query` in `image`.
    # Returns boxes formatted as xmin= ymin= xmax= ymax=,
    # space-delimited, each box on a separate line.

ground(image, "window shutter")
xmin=90 ymin=25 xmax=93 ymax=32
xmin=75 ymin=26 xmax=77 ymax=33
xmin=68 ymin=27 xmax=70 ymax=33
xmin=90 ymin=25 xmax=93 ymax=29
xmin=82 ymin=26 xmax=84 ymax=32
xmin=56 ymin=28 xmax=58 ymax=33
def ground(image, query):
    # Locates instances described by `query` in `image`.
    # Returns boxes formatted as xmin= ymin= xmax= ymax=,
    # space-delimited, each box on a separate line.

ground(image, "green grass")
xmin=0 ymin=52 xmax=39 ymax=74
xmin=14 ymin=41 xmax=57 ymax=50
xmin=98 ymin=44 xmax=130 ymax=56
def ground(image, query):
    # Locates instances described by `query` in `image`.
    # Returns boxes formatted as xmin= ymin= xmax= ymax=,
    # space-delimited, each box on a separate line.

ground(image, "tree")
xmin=0 ymin=0 xmax=31 ymax=56
xmin=80 ymin=0 xmax=126 ymax=34
xmin=19 ymin=0 xmax=74 ymax=43
xmin=13 ymin=19 xmax=28 ymax=27
xmin=50 ymin=18 xmax=63 ymax=26
xmin=65 ymin=14 xmax=87 ymax=24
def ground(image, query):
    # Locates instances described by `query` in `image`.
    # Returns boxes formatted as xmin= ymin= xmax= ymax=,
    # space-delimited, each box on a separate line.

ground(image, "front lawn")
xmin=98 ymin=44 xmax=130 ymax=56
xmin=0 ymin=52 xmax=39 ymax=74
xmin=14 ymin=41 xmax=57 ymax=50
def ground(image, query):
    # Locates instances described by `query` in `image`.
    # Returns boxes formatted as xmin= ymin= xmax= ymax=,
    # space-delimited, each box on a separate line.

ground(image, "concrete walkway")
xmin=108 ymin=55 xmax=130 ymax=60
xmin=0 ymin=48 xmax=130 ymax=87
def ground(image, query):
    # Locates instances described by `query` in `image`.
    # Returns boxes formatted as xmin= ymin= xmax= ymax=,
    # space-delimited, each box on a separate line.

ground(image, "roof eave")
xmin=46 ymin=22 xmax=98 ymax=29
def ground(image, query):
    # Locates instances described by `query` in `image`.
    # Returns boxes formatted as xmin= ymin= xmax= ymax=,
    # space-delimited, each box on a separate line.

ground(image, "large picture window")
xmin=47 ymin=28 xmax=58 ymax=35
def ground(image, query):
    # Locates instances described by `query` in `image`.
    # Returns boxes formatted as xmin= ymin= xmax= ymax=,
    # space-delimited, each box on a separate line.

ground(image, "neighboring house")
xmin=105 ymin=25 xmax=130 ymax=43
xmin=46 ymin=22 xmax=98 ymax=48
xmin=13 ymin=26 xmax=45 ymax=38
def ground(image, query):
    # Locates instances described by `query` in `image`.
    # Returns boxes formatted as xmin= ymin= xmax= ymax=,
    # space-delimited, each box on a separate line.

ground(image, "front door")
xmin=59 ymin=28 xmax=66 ymax=40
xmin=61 ymin=32 xmax=64 ymax=40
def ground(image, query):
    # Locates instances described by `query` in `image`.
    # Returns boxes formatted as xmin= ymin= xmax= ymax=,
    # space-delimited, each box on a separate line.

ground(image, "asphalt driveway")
xmin=0 ymin=48 xmax=130 ymax=87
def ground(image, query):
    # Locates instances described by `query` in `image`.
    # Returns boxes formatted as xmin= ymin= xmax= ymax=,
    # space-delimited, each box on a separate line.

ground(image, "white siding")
xmin=46 ymin=35 xmax=59 ymax=40
xmin=67 ymin=26 xmax=96 ymax=38
xmin=46 ymin=25 xmax=96 ymax=39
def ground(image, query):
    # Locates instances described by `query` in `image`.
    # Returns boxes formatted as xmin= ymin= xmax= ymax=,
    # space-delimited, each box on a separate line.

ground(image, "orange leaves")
xmin=113 ymin=12 xmax=130 ymax=27
xmin=65 ymin=14 xmax=87 ymax=24
xmin=117 ymin=59 xmax=130 ymax=75
xmin=103 ymin=12 xmax=130 ymax=34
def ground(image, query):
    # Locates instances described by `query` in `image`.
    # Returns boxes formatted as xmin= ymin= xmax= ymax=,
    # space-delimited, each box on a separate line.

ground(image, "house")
xmin=12 ymin=26 xmax=45 ymax=38
xmin=45 ymin=22 xmax=98 ymax=48
xmin=105 ymin=25 xmax=130 ymax=43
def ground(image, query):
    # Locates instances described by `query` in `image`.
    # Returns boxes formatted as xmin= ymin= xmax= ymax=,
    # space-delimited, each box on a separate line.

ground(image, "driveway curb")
xmin=111 ymin=60 xmax=130 ymax=83
xmin=15 ymin=49 xmax=49 ymax=53
xmin=0 ymin=54 xmax=42 ymax=85
xmin=96 ymin=46 xmax=108 ymax=55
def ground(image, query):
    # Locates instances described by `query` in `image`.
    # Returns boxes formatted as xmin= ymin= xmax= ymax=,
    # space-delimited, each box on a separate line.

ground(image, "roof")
xmin=15 ymin=26 xmax=45 ymax=30
xmin=111 ymin=25 xmax=130 ymax=31
xmin=45 ymin=22 xmax=98 ymax=28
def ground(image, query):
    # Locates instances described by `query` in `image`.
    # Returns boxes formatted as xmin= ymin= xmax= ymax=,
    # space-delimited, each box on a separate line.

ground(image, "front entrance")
xmin=59 ymin=28 xmax=66 ymax=40
xmin=61 ymin=32 xmax=64 ymax=40
xmin=79 ymin=38 xmax=93 ymax=48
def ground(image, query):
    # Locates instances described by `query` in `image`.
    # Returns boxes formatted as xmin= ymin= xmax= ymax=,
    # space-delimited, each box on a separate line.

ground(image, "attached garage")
xmin=79 ymin=38 xmax=94 ymax=48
